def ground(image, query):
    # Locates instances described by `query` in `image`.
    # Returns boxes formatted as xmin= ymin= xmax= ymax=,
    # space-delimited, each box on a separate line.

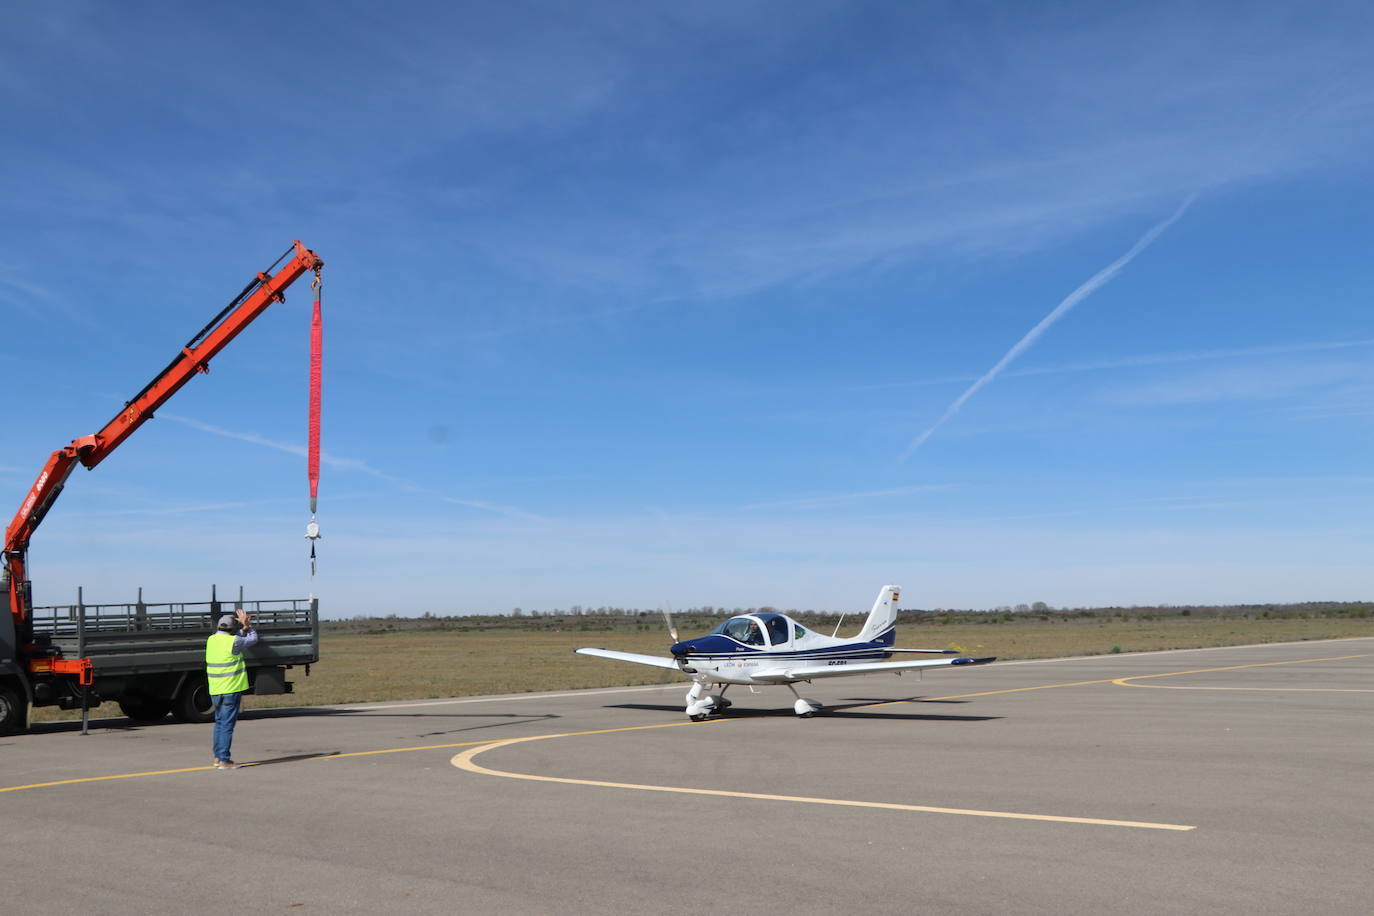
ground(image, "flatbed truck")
xmin=4 ymin=590 xmax=319 ymax=727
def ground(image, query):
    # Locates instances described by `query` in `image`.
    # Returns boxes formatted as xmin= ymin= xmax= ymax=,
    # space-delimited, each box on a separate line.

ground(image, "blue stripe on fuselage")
xmin=674 ymin=632 xmax=897 ymax=663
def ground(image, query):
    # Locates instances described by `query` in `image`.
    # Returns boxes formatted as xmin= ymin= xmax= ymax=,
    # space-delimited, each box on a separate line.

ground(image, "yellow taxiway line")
xmin=449 ymin=727 xmax=1196 ymax=831
xmin=0 ymin=764 xmax=222 ymax=793
xmin=0 ymin=738 xmax=504 ymax=794
xmin=1111 ymin=653 xmax=1372 ymax=690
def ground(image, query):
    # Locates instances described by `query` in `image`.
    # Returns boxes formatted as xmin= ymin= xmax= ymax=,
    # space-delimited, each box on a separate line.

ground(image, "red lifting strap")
xmin=308 ymin=285 xmax=322 ymax=513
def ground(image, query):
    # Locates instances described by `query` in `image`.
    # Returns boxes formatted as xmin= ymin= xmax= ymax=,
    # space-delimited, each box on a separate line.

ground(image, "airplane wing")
xmin=574 ymin=647 xmax=682 ymax=671
xmin=749 ymin=655 xmax=995 ymax=683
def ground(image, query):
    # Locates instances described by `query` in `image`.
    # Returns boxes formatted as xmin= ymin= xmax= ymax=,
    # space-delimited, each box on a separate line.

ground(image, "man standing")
xmin=206 ymin=607 xmax=257 ymax=769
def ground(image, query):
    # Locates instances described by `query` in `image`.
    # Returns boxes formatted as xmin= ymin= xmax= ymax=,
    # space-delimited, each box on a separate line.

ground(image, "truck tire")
xmin=118 ymin=696 xmax=172 ymax=723
xmin=0 ymin=685 xmax=23 ymax=733
xmin=172 ymin=679 xmax=214 ymax=724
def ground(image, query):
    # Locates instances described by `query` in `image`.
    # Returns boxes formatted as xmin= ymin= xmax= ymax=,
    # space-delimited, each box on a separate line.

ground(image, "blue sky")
xmin=2 ymin=1 xmax=1372 ymax=616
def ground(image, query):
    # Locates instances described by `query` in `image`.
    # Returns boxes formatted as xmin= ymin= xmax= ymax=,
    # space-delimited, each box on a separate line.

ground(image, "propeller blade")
xmin=661 ymin=601 xmax=680 ymax=644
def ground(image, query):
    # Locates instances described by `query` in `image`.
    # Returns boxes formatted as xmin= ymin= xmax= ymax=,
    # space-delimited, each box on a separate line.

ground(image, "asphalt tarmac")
xmin=2 ymin=638 xmax=1370 ymax=915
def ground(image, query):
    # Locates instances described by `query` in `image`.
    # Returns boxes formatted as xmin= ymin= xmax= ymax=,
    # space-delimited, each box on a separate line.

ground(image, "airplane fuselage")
xmin=671 ymin=611 xmax=894 ymax=685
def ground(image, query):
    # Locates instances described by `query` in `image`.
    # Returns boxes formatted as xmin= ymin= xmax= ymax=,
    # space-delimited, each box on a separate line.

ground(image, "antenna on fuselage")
xmin=832 ymin=611 xmax=846 ymax=638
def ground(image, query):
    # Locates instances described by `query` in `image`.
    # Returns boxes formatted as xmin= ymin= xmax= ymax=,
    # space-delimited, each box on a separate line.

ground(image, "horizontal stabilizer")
xmin=750 ymin=655 xmax=995 ymax=683
xmin=574 ymin=647 xmax=681 ymax=670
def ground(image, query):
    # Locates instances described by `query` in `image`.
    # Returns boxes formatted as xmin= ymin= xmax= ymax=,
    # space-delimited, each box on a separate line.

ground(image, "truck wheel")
xmin=172 ymin=679 xmax=214 ymax=724
xmin=0 ymin=686 xmax=23 ymax=733
xmin=118 ymin=696 xmax=172 ymax=723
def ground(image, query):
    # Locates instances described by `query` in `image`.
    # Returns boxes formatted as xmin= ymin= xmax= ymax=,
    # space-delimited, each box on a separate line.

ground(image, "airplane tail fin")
xmin=855 ymin=585 xmax=901 ymax=644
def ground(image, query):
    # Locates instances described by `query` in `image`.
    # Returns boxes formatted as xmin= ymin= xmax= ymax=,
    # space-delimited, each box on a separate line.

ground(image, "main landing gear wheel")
xmin=788 ymin=685 xmax=822 ymax=718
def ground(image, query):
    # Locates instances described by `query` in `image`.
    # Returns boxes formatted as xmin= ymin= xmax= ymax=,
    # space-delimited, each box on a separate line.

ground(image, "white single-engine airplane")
xmin=576 ymin=585 xmax=995 ymax=720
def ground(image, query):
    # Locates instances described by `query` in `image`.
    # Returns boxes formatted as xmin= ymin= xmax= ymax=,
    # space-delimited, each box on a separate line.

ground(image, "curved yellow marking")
xmin=449 ymin=730 xmax=1194 ymax=831
xmin=1112 ymin=653 xmax=1372 ymax=690
xmin=0 ymin=671 xmax=1190 ymax=799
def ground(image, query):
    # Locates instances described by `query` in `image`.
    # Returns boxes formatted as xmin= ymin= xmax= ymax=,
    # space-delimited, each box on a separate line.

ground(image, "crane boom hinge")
xmin=180 ymin=348 xmax=210 ymax=373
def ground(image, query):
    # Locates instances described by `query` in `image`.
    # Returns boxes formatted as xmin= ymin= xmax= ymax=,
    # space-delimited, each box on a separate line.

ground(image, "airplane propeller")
xmin=662 ymin=601 xmax=698 ymax=671
xmin=660 ymin=601 xmax=680 ymax=645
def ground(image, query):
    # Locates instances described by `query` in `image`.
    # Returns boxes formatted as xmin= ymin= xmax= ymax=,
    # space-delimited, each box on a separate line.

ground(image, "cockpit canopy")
xmin=710 ymin=613 xmax=807 ymax=647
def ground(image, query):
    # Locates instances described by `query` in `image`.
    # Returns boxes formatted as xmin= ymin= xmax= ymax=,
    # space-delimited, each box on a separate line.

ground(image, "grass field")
xmin=30 ymin=614 xmax=1373 ymax=722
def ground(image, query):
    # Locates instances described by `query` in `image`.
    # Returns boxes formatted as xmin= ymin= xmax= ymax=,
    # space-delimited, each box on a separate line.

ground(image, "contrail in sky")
xmin=159 ymin=412 xmax=541 ymax=520
xmin=900 ymin=194 xmax=1198 ymax=460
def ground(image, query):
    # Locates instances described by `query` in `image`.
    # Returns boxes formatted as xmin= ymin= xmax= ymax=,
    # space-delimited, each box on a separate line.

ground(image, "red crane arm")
xmin=4 ymin=241 xmax=323 ymax=624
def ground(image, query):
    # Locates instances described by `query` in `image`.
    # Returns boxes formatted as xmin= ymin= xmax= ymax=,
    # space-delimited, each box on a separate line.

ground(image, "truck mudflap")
xmin=250 ymin=666 xmax=291 ymax=695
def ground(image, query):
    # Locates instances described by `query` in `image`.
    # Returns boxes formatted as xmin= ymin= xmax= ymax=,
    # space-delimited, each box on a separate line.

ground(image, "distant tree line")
xmin=323 ymin=600 xmax=1371 ymax=635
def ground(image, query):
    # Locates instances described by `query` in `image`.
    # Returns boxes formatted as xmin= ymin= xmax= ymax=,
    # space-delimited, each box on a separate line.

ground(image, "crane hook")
xmin=305 ymin=516 xmax=321 ymax=577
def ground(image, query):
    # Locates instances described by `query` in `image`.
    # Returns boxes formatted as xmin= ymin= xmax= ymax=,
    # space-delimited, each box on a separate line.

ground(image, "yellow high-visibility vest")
xmin=205 ymin=632 xmax=248 ymax=695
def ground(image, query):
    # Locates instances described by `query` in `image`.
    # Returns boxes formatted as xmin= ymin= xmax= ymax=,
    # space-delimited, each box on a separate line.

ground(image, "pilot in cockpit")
xmin=744 ymin=621 xmax=763 ymax=645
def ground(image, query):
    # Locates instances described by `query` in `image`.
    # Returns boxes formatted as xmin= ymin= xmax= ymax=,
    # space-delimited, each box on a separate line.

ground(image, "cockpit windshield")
xmin=711 ymin=616 xmax=765 ymax=645
xmin=710 ymin=613 xmax=792 ymax=647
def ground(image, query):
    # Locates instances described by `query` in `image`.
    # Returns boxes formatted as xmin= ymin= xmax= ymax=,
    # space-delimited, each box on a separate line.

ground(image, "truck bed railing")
xmin=28 ymin=592 xmax=320 ymax=675
xmin=32 ymin=597 xmax=316 ymax=638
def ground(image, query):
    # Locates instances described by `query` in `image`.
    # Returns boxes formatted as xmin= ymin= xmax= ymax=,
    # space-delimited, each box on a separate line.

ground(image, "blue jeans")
xmin=211 ymin=691 xmax=243 ymax=762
